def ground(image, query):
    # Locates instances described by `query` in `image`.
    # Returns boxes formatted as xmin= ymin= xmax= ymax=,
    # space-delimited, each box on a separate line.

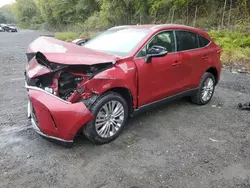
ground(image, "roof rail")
xmin=109 ymin=25 xmax=131 ymax=30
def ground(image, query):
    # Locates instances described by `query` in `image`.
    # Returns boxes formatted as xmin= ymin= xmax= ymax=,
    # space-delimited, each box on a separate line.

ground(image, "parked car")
xmin=25 ymin=24 xmax=222 ymax=146
xmin=7 ymin=26 xmax=18 ymax=32
xmin=0 ymin=26 xmax=4 ymax=32
xmin=0 ymin=24 xmax=17 ymax=32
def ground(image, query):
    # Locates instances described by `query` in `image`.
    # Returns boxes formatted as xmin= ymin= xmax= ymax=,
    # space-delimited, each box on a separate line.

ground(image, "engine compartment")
xmin=26 ymin=70 xmax=89 ymax=101
xmin=25 ymin=52 xmax=113 ymax=102
xmin=58 ymin=72 xmax=85 ymax=100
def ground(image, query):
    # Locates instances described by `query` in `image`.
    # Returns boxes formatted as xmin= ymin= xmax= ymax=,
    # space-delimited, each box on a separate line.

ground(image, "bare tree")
xmin=193 ymin=5 xmax=198 ymax=27
xmin=227 ymin=0 xmax=233 ymax=28
xmin=221 ymin=0 xmax=227 ymax=28
xmin=154 ymin=12 xmax=157 ymax=24
xmin=186 ymin=1 xmax=189 ymax=25
xmin=171 ymin=8 xmax=175 ymax=23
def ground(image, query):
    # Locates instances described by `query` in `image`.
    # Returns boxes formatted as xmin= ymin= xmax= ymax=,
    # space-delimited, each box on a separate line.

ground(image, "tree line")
xmin=0 ymin=5 xmax=15 ymax=24
xmin=1 ymin=0 xmax=250 ymax=31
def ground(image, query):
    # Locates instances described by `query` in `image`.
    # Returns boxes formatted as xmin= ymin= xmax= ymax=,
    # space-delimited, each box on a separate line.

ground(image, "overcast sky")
xmin=0 ymin=0 xmax=15 ymax=8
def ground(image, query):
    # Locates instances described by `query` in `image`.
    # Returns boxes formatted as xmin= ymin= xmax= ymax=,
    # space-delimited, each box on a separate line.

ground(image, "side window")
xmin=176 ymin=31 xmax=199 ymax=51
xmin=137 ymin=46 xmax=147 ymax=57
xmin=198 ymin=35 xmax=210 ymax=47
xmin=136 ymin=31 xmax=176 ymax=58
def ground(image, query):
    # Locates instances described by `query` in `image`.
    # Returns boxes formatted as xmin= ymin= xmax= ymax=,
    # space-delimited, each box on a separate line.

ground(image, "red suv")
xmin=25 ymin=24 xmax=222 ymax=146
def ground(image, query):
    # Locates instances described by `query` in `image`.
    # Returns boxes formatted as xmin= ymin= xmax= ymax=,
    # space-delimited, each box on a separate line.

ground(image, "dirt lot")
xmin=0 ymin=30 xmax=250 ymax=188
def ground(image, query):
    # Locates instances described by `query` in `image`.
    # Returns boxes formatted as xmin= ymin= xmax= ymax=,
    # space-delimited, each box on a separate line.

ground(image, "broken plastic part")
xmin=238 ymin=102 xmax=250 ymax=110
xmin=80 ymin=95 xmax=99 ymax=109
xmin=26 ymin=51 xmax=114 ymax=102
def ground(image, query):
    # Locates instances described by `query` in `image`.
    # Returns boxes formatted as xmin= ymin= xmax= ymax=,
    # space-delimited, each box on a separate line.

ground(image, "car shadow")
xmin=73 ymin=97 xmax=193 ymax=148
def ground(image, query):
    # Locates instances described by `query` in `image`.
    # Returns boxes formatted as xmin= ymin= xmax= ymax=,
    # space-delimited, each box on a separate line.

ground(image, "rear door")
xmin=175 ymin=30 xmax=212 ymax=89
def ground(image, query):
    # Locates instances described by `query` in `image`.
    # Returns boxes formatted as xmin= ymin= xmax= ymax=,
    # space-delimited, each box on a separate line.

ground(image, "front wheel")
xmin=83 ymin=92 xmax=128 ymax=144
xmin=191 ymin=72 xmax=216 ymax=105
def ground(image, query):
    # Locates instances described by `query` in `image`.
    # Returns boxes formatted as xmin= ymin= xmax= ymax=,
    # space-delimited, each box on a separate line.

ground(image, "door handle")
xmin=172 ymin=61 xmax=181 ymax=67
xmin=202 ymin=55 xmax=209 ymax=59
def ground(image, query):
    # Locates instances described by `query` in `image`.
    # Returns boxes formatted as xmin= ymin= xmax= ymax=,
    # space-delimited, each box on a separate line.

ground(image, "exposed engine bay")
xmin=25 ymin=52 xmax=113 ymax=102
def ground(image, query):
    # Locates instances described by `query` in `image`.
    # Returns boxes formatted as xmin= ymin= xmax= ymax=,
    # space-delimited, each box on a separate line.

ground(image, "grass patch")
xmin=208 ymin=30 xmax=250 ymax=69
xmin=55 ymin=32 xmax=79 ymax=42
xmin=55 ymin=32 xmax=98 ymax=42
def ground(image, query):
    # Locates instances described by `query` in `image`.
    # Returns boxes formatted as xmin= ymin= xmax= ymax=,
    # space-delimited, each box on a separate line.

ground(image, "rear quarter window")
xmin=175 ymin=31 xmax=199 ymax=51
xmin=199 ymin=35 xmax=210 ymax=47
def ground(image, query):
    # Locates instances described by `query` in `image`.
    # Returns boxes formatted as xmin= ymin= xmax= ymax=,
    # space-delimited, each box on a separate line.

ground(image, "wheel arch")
xmin=106 ymin=87 xmax=134 ymax=116
xmin=206 ymin=67 xmax=218 ymax=84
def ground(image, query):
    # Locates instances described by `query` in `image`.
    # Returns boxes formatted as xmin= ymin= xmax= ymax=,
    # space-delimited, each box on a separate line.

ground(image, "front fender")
xmin=85 ymin=62 xmax=138 ymax=108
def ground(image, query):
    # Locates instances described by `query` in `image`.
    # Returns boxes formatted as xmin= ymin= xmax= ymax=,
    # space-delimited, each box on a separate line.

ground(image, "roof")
xmin=112 ymin=24 xmax=199 ymax=30
xmin=109 ymin=24 xmax=207 ymax=36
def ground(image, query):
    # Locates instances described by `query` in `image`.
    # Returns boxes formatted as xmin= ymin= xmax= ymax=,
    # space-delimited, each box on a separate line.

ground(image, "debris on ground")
xmin=237 ymin=68 xmax=249 ymax=74
xmin=209 ymin=138 xmax=220 ymax=142
xmin=212 ymin=104 xmax=222 ymax=108
xmin=238 ymin=102 xmax=250 ymax=110
xmin=204 ymin=159 xmax=209 ymax=163
xmin=230 ymin=66 xmax=249 ymax=74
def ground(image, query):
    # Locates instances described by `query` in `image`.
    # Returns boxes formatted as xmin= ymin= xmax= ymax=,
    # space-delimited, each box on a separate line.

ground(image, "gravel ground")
xmin=0 ymin=30 xmax=250 ymax=188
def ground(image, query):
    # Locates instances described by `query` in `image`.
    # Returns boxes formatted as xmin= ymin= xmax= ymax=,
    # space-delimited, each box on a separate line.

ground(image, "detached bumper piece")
xmin=26 ymin=85 xmax=94 ymax=146
xmin=238 ymin=102 xmax=250 ymax=111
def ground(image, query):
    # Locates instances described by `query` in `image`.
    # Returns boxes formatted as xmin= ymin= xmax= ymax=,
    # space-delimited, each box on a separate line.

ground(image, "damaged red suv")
xmin=25 ymin=24 xmax=222 ymax=146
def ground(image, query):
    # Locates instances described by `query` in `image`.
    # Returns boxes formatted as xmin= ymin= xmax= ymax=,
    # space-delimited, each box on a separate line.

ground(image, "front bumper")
xmin=26 ymin=84 xmax=94 ymax=146
xmin=30 ymin=114 xmax=74 ymax=147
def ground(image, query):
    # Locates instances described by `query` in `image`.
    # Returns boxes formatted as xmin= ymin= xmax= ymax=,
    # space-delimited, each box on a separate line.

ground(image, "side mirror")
xmin=145 ymin=45 xmax=168 ymax=63
xmin=72 ymin=38 xmax=91 ymax=46
xmin=77 ymin=38 xmax=91 ymax=46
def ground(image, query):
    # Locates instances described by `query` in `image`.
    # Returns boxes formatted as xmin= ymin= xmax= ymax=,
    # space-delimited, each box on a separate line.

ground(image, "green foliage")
xmin=9 ymin=0 xmax=250 ymax=30
xmin=209 ymin=30 xmax=250 ymax=66
xmin=55 ymin=32 xmax=79 ymax=42
xmin=8 ymin=0 xmax=250 ymax=67
xmin=0 ymin=13 xmax=6 ymax=23
xmin=0 ymin=5 xmax=16 ymax=23
xmin=12 ymin=0 xmax=43 ymax=28
xmin=55 ymin=32 xmax=97 ymax=42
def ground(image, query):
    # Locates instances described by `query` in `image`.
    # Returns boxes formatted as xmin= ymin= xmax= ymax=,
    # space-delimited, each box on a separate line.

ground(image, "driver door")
xmin=134 ymin=30 xmax=182 ymax=107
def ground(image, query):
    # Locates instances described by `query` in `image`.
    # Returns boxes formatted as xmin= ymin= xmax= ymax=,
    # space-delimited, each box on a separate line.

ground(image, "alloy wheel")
xmin=95 ymin=100 xmax=125 ymax=138
xmin=201 ymin=77 xmax=214 ymax=102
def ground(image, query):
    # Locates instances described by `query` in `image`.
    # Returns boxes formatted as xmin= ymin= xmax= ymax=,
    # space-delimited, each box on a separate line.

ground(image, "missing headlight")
xmin=59 ymin=72 xmax=85 ymax=100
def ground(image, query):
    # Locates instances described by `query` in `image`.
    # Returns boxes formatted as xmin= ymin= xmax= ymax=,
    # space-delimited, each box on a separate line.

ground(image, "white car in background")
xmin=0 ymin=24 xmax=18 ymax=32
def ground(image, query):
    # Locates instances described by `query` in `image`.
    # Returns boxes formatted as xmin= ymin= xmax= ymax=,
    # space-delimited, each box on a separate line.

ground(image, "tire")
xmin=83 ymin=91 xmax=128 ymax=144
xmin=191 ymin=72 xmax=216 ymax=105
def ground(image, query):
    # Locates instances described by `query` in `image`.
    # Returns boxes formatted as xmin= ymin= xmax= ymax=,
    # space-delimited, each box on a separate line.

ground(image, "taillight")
xmin=217 ymin=49 xmax=223 ymax=54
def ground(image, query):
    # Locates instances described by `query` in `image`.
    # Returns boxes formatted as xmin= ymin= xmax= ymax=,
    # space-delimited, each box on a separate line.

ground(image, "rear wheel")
xmin=191 ymin=72 xmax=216 ymax=105
xmin=83 ymin=92 xmax=128 ymax=144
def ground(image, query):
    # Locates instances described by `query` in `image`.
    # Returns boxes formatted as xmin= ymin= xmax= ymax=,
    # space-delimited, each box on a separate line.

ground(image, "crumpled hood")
xmin=27 ymin=36 xmax=120 ymax=65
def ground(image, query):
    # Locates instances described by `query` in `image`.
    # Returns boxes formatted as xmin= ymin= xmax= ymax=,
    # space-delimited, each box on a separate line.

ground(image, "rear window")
xmin=199 ymin=35 xmax=210 ymax=47
xmin=175 ymin=31 xmax=199 ymax=51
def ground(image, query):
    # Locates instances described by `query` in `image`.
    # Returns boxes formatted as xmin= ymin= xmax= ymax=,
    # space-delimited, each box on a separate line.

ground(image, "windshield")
xmin=84 ymin=28 xmax=150 ymax=57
